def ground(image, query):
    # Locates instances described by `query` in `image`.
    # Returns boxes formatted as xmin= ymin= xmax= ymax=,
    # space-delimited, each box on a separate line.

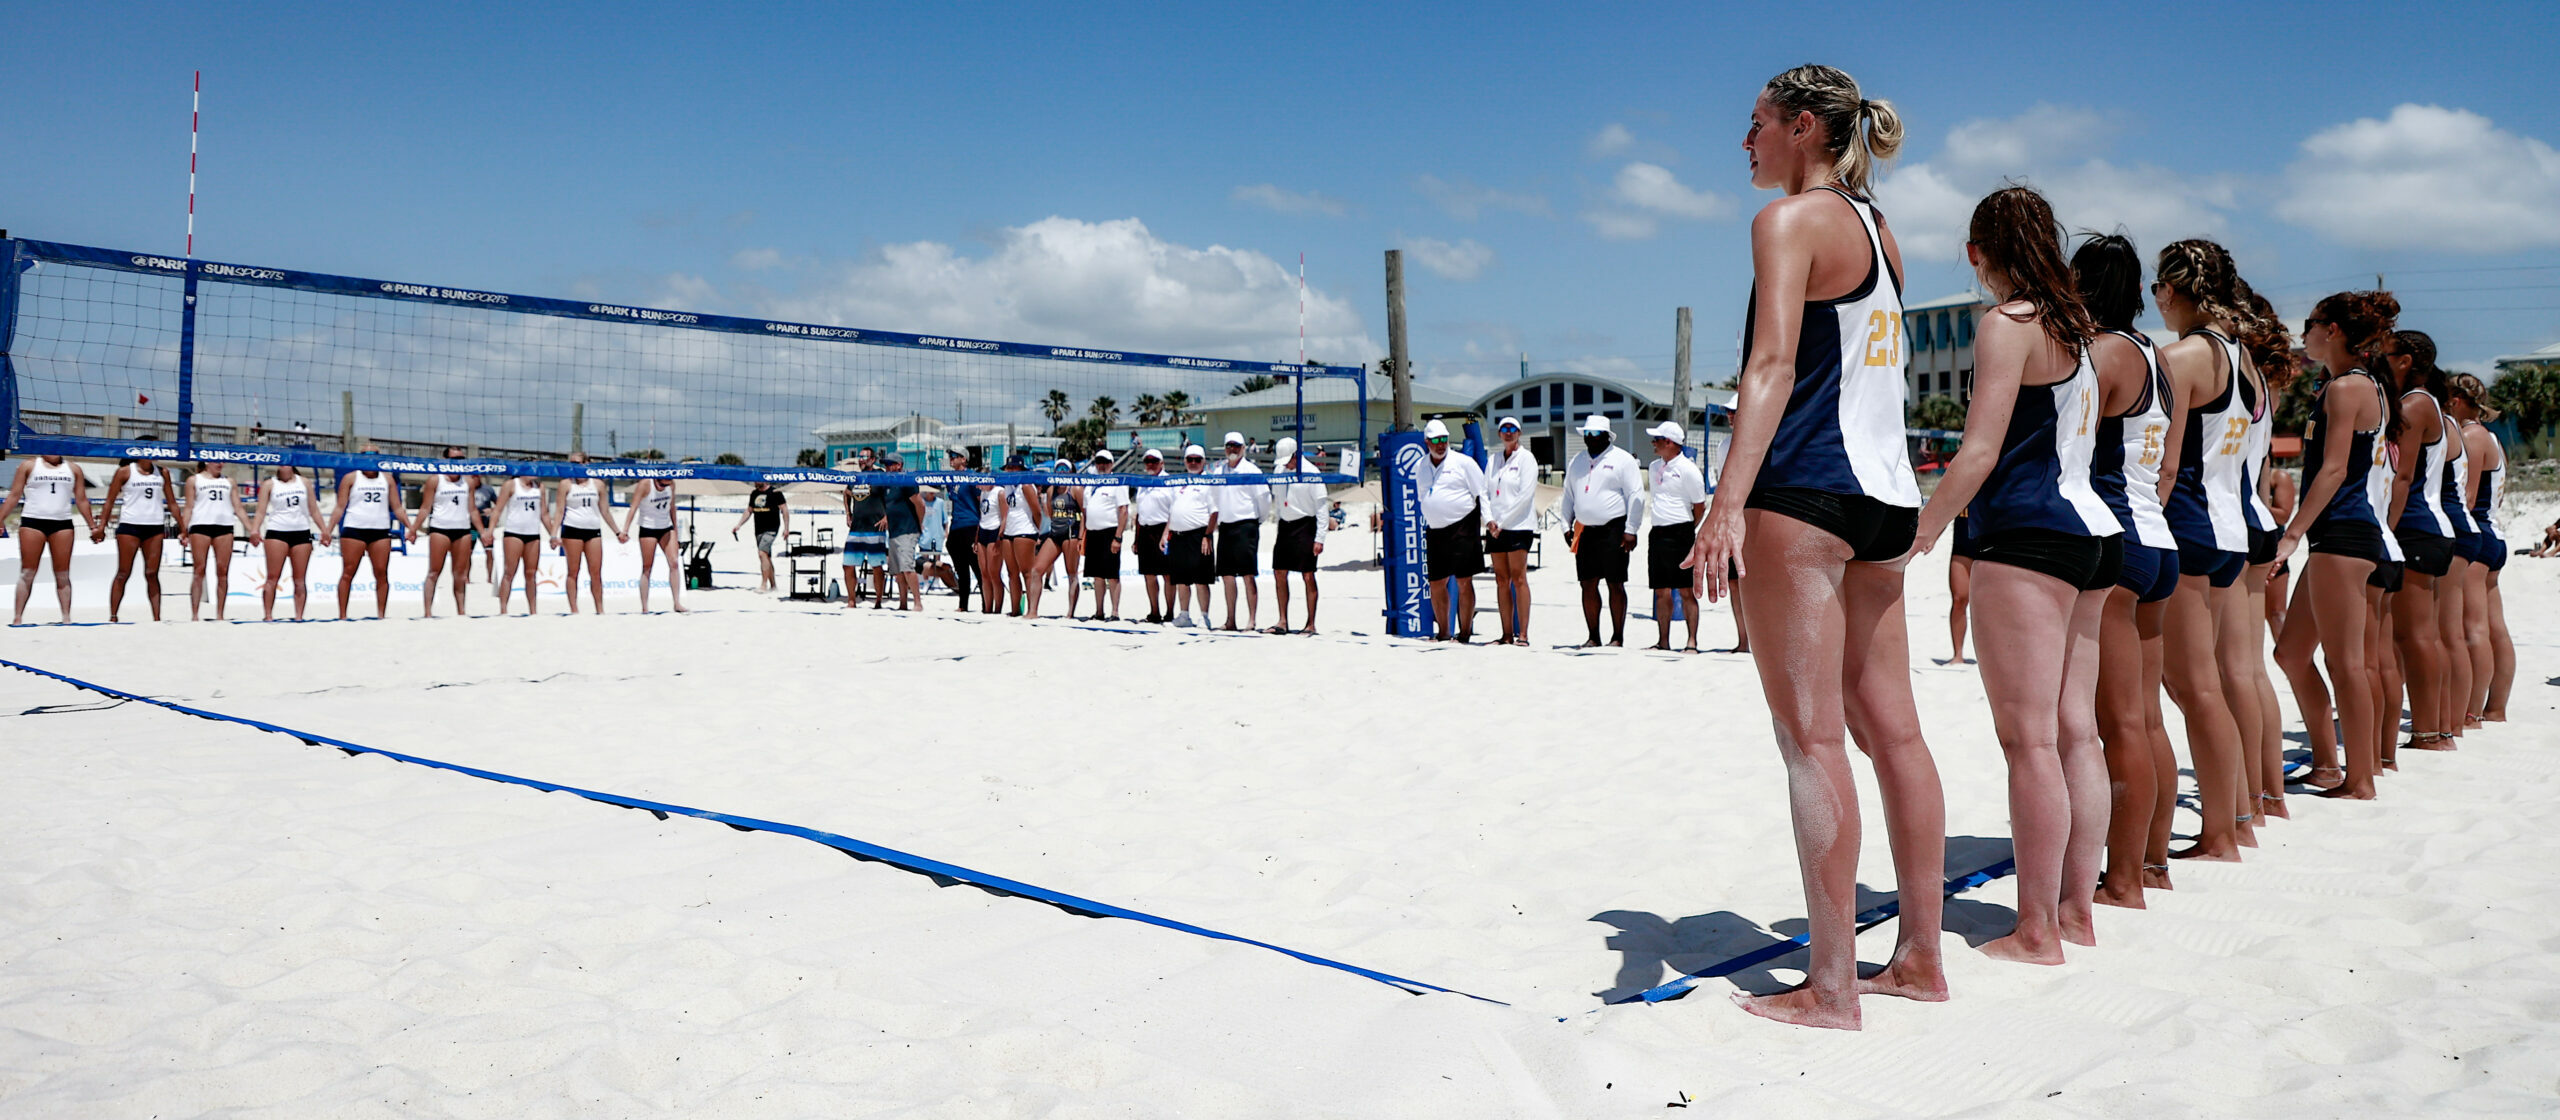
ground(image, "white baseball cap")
xmin=1579 ymin=414 xmax=1613 ymax=434
xmin=1183 ymin=444 xmax=1207 ymax=459
xmin=1223 ymin=431 xmax=1246 ymax=447
xmin=1141 ymin=448 xmax=1164 ymax=462
xmin=1495 ymin=416 xmax=1522 ymax=431
xmin=1093 ymin=448 xmax=1116 ymax=463
xmin=1647 ymin=421 xmax=1686 ymax=444
xmin=1422 ymin=419 xmax=1451 ymax=440
xmin=1273 ymin=437 xmax=1298 ymax=460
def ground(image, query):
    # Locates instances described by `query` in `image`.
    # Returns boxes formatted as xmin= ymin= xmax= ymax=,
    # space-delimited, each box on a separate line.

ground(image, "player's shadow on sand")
xmin=1589 ymin=834 xmax=2019 ymax=1002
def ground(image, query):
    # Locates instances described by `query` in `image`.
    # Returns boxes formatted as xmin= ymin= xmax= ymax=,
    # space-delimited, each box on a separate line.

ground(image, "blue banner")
xmin=1378 ymin=431 xmax=1433 ymax=638
xmin=5 ymin=238 xmax=1364 ymax=382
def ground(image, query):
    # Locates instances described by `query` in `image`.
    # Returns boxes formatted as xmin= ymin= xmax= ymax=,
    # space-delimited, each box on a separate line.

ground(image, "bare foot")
xmin=2169 ymin=842 xmax=2242 ymax=863
xmin=2484 ymin=709 xmax=2507 ymax=722
xmin=1730 ymin=986 xmax=1860 ymax=1030
xmin=2406 ymin=734 xmax=2457 ymax=752
xmin=2141 ymin=864 xmax=2173 ymax=891
xmin=1857 ymin=956 xmax=1949 ymax=1002
xmin=2059 ymin=911 xmax=2098 ymax=948
xmin=2297 ymin=766 xmax=2345 ymax=791
xmin=673 ymin=603 xmax=688 ymax=613
xmin=2236 ymin=818 xmax=2259 ymax=848
xmin=1978 ymin=931 xmax=2067 ymax=965
xmin=2093 ymin=875 xmax=2146 ymax=909
xmin=2261 ymin=795 xmax=2291 ymax=820
xmin=2316 ymin=782 xmax=2378 ymax=800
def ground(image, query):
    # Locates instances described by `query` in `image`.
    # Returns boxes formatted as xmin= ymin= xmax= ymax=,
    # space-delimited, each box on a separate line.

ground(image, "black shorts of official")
xmin=1744 ymin=486 xmax=1918 ymax=564
xmin=2369 ymin=559 xmax=2405 ymax=593
xmin=1215 ymin=521 xmax=1260 ymax=578
xmin=1648 ymin=522 xmax=1698 ymax=590
xmin=265 ymin=529 xmax=315 ymax=549
xmin=2307 ymin=518 xmax=2385 ymax=564
xmin=428 ymin=525 xmax=473 ymax=542
xmin=1134 ymin=523 xmax=1169 ymax=576
xmin=1272 ymin=517 xmax=1319 ymax=573
xmin=1972 ymin=527 xmax=2113 ymax=590
xmin=2172 ymin=536 xmax=2245 ymax=588
xmin=1084 ymin=528 xmax=1121 ymax=579
xmin=2247 ymin=526 xmax=2280 ymax=566
xmin=114 ymin=522 xmax=164 ymax=540
xmin=1425 ymin=510 xmax=1485 ymax=581
xmin=505 ymin=531 xmax=542 ymax=545
xmin=1573 ymin=517 xmax=1630 ymax=584
xmin=1487 ymin=528 xmax=1535 ymax=555
xmin=1169 ymin=527 xmax=1214 ymax=585
xmin=340 ymin=527 xmax=392 ymax=545
xmin=187 ymin=523 xmax=234 ymax=539
xmin=639 ymin=525 xmax=674 ymax=541
xmin=17 ymin=517 xmax=74 ymax=536
xmin=2117 ymin=540 xmax=2181 ymax=603
xmin=2394 ymin=529 xmax=2454 ymax=578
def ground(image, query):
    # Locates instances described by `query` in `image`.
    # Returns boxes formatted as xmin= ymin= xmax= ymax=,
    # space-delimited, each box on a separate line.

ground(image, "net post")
xmin=176 ymin=258 xmax=198 ymax=456
xmin=0 ymin=237 xmax=21 ymax=452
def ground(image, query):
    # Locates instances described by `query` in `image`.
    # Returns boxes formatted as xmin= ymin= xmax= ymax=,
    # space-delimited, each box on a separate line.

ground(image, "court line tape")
xmin=0 ymin=657 xmax=1503 ymax=1006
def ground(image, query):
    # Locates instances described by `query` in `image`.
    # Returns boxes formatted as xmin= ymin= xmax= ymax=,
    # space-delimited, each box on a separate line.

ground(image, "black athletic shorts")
xmin=978 ymin=526 xmax=1003 ymax=548
xmin=340 ymin=527 xmax=391 ymax=544
xmin=1135 ymin=523 xmax=1169 ymax=577
xmin=429 ymin=525 xmax=473 ymax=542
xmin=2306 ymin=518 xmax=2387 ymax=564
xmin=2118 ymin=540 xmax=2181 ymax=603
xmin=1169 ymin=526 xmax=1214 ymax=585
xmin=2247 ymin=525 xmax=2280 ymax=566
xmin=1425 ymin=510 xmax=1485 ymax=581
xmin=1745 ymin=486 xmax=1917 ymax=563
xmin=2393 ymin=529 xmax=2454 ymax=578
xmin=1950 ymin=514 xmax=1980 ymax=560
xmin=265 ymin=529 xmax=315 ymax=549
xmin=2369 ymin=559 xmax=2405 ymax=593
xmin=1272 ymin=517 xmax=1318 ymax=573
xmin=17 ymin=517 xmax=73 ymax=535
xmin=1084 ymin=528 xmax=1121 ymax=579
xmin=1972 ymin=527 xmax=2111 ymax=590
xmin=1487 ymin=528 xmax=1535 ymax=555
xmin=1215 ymin=521 xmax=1260 ymax=578
xmin=505 ymin=531 xmax=542 ymax=544
xmin=187 ymin=523 xmax=234 ymax=539
xmin=2173 ymin=536 xmax=2245 ymax=588
xmin=1573 ymin=517 xmax=1630 ymax=584
xmin=562 ymin=525 xmax=600 ymax=542
xmin=1648 ymin=522 xmax=1697 ymax=591
xmin=115 ymin=522 xmax=164 ymax=540
xmin=639 ymin=525 xmax=673 ymax=540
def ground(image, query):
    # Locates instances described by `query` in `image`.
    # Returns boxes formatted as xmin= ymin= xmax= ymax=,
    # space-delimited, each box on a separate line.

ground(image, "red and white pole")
xmin=186 ymin=70 xmax=199 ymax=257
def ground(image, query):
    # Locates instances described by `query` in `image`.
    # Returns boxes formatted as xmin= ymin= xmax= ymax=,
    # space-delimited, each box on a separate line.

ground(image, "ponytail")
xmin=1763 ymin=65 xmax=1901 ymax=195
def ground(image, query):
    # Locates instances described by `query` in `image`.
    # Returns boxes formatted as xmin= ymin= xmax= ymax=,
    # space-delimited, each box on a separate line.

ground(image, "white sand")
xmin=2 ymin=496 xmax=2556 ymax=1116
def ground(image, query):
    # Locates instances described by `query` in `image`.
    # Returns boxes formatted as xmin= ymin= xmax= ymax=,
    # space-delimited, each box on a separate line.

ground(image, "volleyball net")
xmin=0 ymin=237 xmax=1363 ymax=488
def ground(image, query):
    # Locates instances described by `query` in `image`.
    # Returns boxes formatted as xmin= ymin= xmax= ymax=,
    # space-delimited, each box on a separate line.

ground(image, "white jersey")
xmin=341 ymin=473 xmax=394 ymax=530
xmin=427 ymin=473 xmax=474 ymax=530
xmin=1002 ymin=484 xmax=1041 ymax=536
xmin=2365 ymin=431 xmax=2403 ymax=562
xmin=2108 ymin=331 xmax=2178 ymax=549
xmin=189 ymin=473 xmax=238 ymax=528
xmin=2473 ymin=425 xmax=2505 ymax=536
xmin=2441 ymin=430 xmax=2476 ymax=535
xmin=21 ymin=460 xmax=77 ymax=520
xmin=263 ymin=476 xmax=317 ymax=533
xmin=500 ymin=479 xmax=545 ymax=535
xmin=116 ymin=465 xmax=169 ymax=527
xmin=561 ymin=479 xmax=605 ymax=530
xmin=635 ymin=480 xmax=675 ymax=530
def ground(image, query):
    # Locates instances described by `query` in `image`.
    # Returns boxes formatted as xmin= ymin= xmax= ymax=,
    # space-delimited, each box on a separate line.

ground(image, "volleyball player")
xmin=1163 ymin=446 xmax=1217 ymax=628
xmin=181 ymin=461 xmax=252 ymax=621
xmin=618 ymin=474 xmax=686 ymax=613
xmin=999 ymin=456 xmax=1047 ymax=618
xmin=417 ymin=449 xmax=486 ymax=618
xmin=2152 ymin=241 xmax=2257 ymax=859
xmin=494 ymin=472 xmax=552 ymax=616
xmin=1041 ymin=461 xmax=1086 ymax=620
xmin=977 ymin=465 xmax=1008 ymax=615
xmin=2418 ymin=338 xmax=2478 ymax=742
xmin=1917 ymin=187 xmax=2120 ymax=962
xmin=2073 ymin=234 xmax=2184 ymax=907
xmin=2382 ymin=331 xmax=2470 ymax=752
xmin=1083 ymin=449 xmax=1132 ymax=622
xmin=1133 ymin=448 xmax=1175 ymax=623
xmin=554 ymin=455 xmax=613 ymax=615
xmin=1210 ymin=433 xmax=1270 ymax=632
xmin=1943 ymin=512 xmax=1976 ymax=665
xmin=2447 ymin=375 xmax=2514 ymax=723
xmin=843 ymin=456 xmax=890 ymax=609
xmin=251 ymin=462 xmax=322 ymax=622
xmin=1644 ymin=422 xmax=1708 ymax=653
xmin=1679 ymin=64 xmax=1943 ymax=1028
xmin=327 ymin=463 xmax=401 ymax=620
xmin=2272 ymin=291 xmax=2401 ymax=801
xmin=1269 ymin=439 xmax=1326 ymax=634
xmin=1485 ymin=417 xmax=1539 ymax=645
xmin=3 ymin=454 xmax=96 ymax=625
xmin=2236 ymin=305 xmax=2296 ymax=820
xmin=103 ymin=457 xmax=175 ymax=622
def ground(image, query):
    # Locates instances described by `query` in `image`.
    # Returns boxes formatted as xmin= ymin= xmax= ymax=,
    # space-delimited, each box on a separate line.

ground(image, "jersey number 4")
xmin=1861 ymin=311 xmax=1904 ymax=369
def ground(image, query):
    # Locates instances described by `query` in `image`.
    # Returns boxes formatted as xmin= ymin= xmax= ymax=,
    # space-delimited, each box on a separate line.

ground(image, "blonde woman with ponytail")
xmin=1681 ymin=64 xmax=1944 ymax=1030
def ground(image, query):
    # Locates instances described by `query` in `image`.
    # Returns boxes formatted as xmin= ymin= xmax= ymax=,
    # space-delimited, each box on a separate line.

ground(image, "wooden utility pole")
xmin=1672 ymin=306 xmax=1693 ymax=431
xmin=1385 ymin=249 xmax=1413 ymax=432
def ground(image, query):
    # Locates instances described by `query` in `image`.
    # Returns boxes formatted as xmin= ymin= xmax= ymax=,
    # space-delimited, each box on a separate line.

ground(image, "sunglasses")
xmin=2303 ymin=316 xmax=2332 ymax=329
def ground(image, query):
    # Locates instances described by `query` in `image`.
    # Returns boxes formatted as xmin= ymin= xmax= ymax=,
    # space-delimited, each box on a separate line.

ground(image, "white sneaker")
xmin=1172 ymin=614 xmax=1194 ymax=628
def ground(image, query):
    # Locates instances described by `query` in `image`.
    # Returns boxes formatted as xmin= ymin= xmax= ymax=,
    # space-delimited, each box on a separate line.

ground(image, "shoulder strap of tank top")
xmin=2104 ymin=329 xmax=2160 ymax=419
xmin=1808 ymin=184 xmax=1891 ymax=302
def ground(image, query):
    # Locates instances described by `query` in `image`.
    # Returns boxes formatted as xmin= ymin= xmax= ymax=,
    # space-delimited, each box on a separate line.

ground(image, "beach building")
xmin=812 ymin=416 xmax=1059 ymax=468
xmin=1190 ymin=372 xmax=1472 ymax=464
xmin=1906 ymin=290 xmax=1986 ymax=404
xmin=1465 ymin=373 xmax=1735 ymax=473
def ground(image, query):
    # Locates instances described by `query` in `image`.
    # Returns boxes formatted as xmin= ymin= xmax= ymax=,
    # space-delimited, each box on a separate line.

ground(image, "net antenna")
xmin=186 ymin=71 xmax=200 ymax=258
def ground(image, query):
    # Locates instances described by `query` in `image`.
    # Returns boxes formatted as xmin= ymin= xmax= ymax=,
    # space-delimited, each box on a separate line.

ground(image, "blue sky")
xmin=8 ymin=0 xmax=2558 ymax=400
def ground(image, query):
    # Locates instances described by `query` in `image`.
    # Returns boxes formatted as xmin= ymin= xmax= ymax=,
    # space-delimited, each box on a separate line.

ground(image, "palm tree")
xmin=1230 ymin=374 xmax=1278 ymax=396
xmin=1041 ymin=389 xmax=1071 ymax=434
xmin=1162 ymin=390 xmax=1194 ymax=422
xmin=1131 ymin=392 xmax=1163 ymax=426
xmin=1088 ymin=395 xmax=1120 ymax=429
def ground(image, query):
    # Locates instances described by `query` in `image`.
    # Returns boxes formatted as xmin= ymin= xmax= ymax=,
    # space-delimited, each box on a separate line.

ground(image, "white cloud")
xmin=1230 ymin=183 xmax=1349 ymax=217
xmin=757 ymin=216 xmax=1375 ymax=364
xmin=1400 ymin=237 xmax=1496 ymax=281
xmin=1875 ymin=104 xmax=2236 ymax=261
xmin=2276 ymin=104 xmax=2560 ymax=252
xmin=729 ymin=247 xmax=785 ymax=271
xmin=1415 ymin=174 xmax=1552 ymax=221
xmin=1587 ymin=123 xmax=1636 ymax=159
xmin=1581 ymin=162 xmax=1732 ymax=240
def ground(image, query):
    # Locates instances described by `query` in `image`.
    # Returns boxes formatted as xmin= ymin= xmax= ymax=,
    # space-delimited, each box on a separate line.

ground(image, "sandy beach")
xmin=3 ymin=494 xmax=2556 ymax=1116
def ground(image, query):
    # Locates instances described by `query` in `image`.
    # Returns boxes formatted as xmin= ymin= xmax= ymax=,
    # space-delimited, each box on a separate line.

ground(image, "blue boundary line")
xmin=0 ymin=657 xmax=1504 ymax=1006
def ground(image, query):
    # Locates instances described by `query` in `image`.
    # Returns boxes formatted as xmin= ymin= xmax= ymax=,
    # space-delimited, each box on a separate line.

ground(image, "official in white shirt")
xmin=1485 ymin=416 xmax=1541 ymax=645
xmin=1208 ymin=432 xmax=1271 ymax=632
xmin=1160 ymin=445 xmax=1219 ymax=627
xmin=1268 ymin=437 xmax=1328 ymax=635
xmin=1561 ymin=413 xmax=1646 ymax=647
xmin=1644 ymin=422 xmax=1711 ymax=652
xmin=1133 ymin=448 xmax=1177 ymax=622
xmin=1416 ymin=419 xmax=1492 ymax=642
xmin=1080 ymin=449 xmax=1133 ymax=622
